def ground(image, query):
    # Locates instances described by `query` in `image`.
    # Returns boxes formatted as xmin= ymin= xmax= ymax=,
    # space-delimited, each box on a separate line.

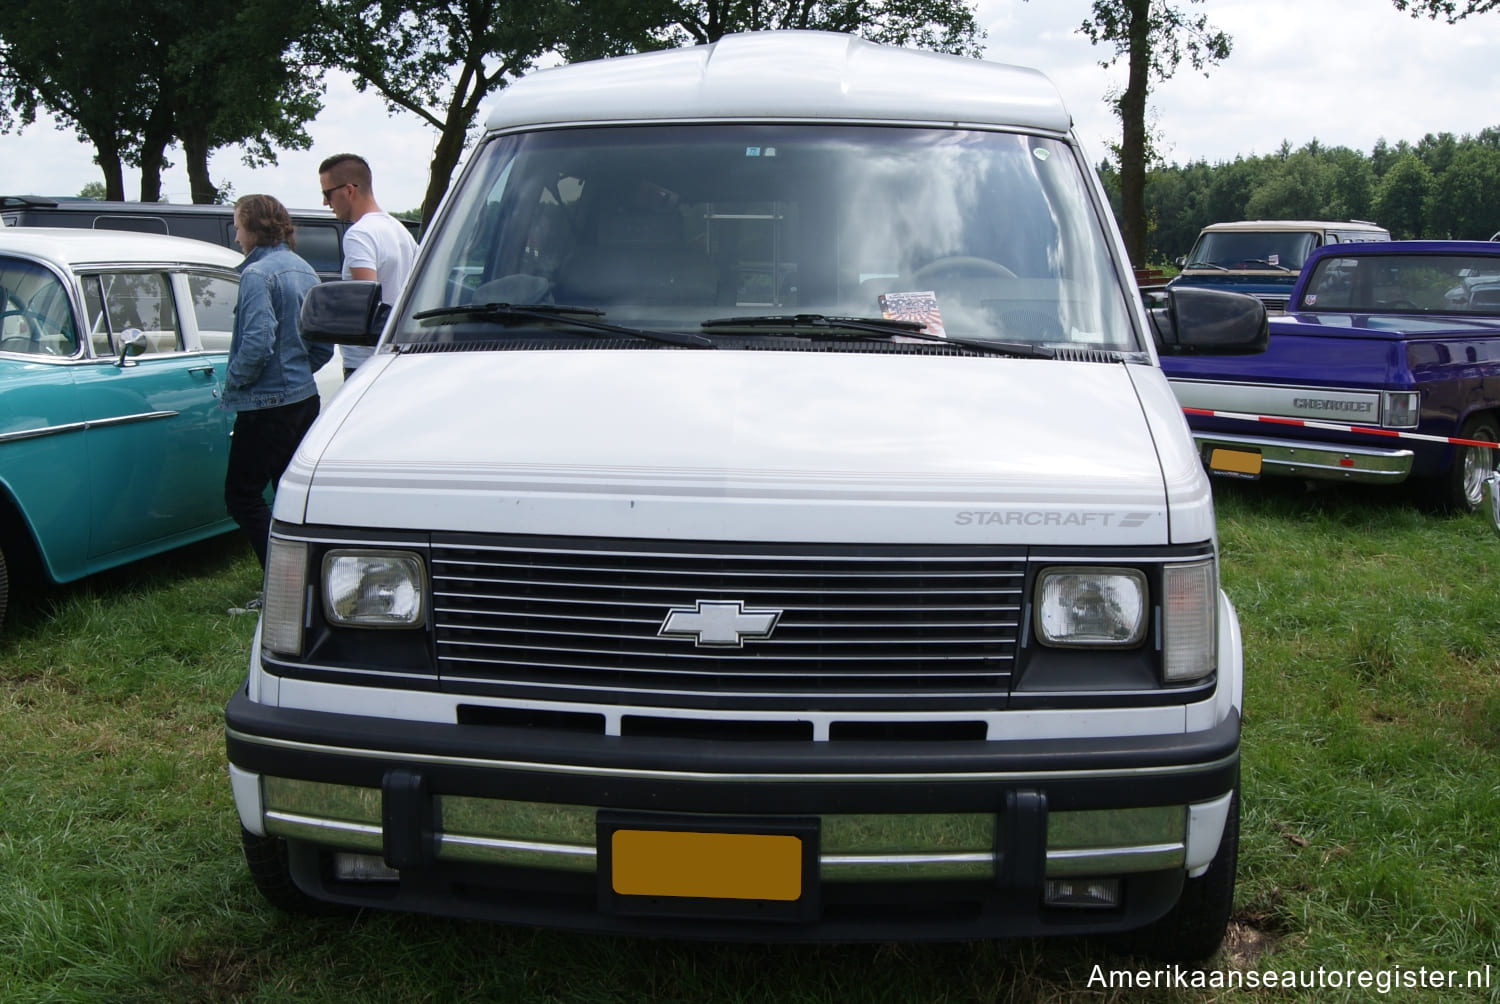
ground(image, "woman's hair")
xmin=234 ymin=194 xmax=297 ymax=250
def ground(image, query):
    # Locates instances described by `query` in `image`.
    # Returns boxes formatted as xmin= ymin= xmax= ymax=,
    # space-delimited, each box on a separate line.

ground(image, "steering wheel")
xmin=0 ymin=308 xmax=52 ymax=353
xmin=912 ymin=256 xmax=1017 ymax=282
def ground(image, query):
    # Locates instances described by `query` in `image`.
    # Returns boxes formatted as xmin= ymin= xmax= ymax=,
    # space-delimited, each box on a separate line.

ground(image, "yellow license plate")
xmin=1209 ymin=447 xmax=1262 ymax=477
xmin=611 ymin=828 xmax=804 ymax=901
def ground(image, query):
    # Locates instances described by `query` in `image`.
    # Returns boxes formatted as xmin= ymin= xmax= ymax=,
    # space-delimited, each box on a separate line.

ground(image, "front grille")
xmin=430 ymin=538 xmax=1026 ymax=710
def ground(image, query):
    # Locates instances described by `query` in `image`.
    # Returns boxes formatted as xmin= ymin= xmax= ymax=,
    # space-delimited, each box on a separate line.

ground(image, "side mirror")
xmin=115 ymin=327 xmax=148 ymax=366
xmin=299 ymin=280 xmax=389 ymax=346
xmin=1150 ymin=286 xmax=1269 ymax=356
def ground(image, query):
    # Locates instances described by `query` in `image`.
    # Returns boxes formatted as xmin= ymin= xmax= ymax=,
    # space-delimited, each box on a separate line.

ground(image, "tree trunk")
xmin=138 ymin=103 xmax=174 ymax=202
xmin=420 ymin=120 xmax=467 ymax=228
xmin=92 ymin=139 xmax=126 ymax=201
xmin=1117 ymin=0 xmax=1151 ymax=267
xmin=420 ymin=66 xmax=487 ymax=228
xmin=180 ymin=124 xmax=219 ymax=204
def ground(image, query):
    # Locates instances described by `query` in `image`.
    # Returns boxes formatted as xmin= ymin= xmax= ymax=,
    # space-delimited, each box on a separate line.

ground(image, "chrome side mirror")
xmin=115 ymin=327 xmax=147 ymax=367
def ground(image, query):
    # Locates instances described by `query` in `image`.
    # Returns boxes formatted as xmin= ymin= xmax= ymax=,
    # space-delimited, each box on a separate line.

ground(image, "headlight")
xmin=1162 ymin=560 xmax=1217 ymax=682
xmin=1383 ymin=390 xmax=1419 ymax=429
xmin=1034 ymin=567 xmax=1147 ymax=647
xmin=322 ymin=550 xmax=427 ymax=628
xmin=262 ymin=538 xmax=309 ymax=657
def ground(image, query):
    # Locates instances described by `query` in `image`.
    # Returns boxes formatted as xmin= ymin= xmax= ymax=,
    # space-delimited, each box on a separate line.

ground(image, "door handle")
xmin=187 ymin=364 xmax=216 ymax=376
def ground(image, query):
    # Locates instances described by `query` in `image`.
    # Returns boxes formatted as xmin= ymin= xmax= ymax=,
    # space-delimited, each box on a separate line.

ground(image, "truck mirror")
xmin=1151 ymin=286 xmax=1268 ymax=356
xmin=299 ymin=280 xmax=387 ymax=345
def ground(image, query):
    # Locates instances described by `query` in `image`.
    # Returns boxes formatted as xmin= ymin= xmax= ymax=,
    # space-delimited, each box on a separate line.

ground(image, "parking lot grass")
xmin=1 ymin=482 xmax=1497 ymax=1002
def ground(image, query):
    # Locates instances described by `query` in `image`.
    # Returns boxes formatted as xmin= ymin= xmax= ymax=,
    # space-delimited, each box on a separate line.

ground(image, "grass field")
xmin=1 ymin=479 xmax=1497 ymax=1003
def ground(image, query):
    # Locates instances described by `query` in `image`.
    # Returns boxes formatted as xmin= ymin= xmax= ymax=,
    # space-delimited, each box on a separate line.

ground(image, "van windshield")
xmin=398 ymin=124 xmax=1138 ymax=351
xmin=1184 ymin=231 xmax=1318 ymax=272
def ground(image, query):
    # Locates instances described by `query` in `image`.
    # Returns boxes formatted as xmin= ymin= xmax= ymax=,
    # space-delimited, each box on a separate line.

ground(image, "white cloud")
xmin=3 ymin=3 xmax=1498 ymax=210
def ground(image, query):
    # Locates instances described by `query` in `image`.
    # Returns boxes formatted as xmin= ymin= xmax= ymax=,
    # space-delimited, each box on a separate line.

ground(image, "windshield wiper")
xmin=411 ymin=302 xmax=714 ymax=348
xmin=701 ymin=313 xmax=1054 ymax=359
xmin=1236 ymin=259 xmax=1293 ymax=272
xmin=1183 ymin=261 xmax=1229 ymax=271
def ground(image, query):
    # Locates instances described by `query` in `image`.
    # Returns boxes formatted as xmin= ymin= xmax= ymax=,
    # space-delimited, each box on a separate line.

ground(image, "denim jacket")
xmin=221 ymin=243 xmax=333 ymax=412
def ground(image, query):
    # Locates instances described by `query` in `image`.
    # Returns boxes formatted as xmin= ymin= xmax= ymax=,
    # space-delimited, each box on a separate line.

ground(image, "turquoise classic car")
xmin=0 ymin=228 xmax=250 ymax=630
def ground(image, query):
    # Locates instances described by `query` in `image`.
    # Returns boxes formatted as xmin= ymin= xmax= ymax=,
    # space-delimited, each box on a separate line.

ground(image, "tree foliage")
xmin=1393 ymin=0 xmax=1500 ymax=20
xmin=1124 ymin=125 xmax=1500 ymax=264
xmin=0 ymin=0 xmax=321 ymax=201
xmin=1074 ymin=0 xmax=1230 ymax=266
xmin=566 ymin=0 xmax=983 ymax=55
xmin=0 ymin=0 xmax=154 ymax=199
xmin=163 ymin=0 xmax=323 ymax=204
xmin=310 ymin=0 xmax=566 ymax=226
xmin=317 ymin=0 xmax=983 ymax=228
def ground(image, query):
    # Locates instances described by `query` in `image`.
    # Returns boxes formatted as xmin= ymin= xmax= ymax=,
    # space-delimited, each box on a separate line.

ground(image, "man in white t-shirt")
xmin=318 ymin=153 xmax=419 ymax=378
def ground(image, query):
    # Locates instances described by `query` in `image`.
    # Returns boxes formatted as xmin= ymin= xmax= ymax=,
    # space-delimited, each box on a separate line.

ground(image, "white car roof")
xmin=486 ymin=31 xmax=1072 ymax=135
xmin=0 ymin=226 xmax=243 ymax=269
xmin=1198 ymin=220 xmax=1388 ymax=234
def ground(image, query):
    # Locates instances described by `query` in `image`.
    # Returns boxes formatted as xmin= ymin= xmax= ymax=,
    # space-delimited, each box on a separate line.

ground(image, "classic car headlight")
xmin=262 ymin=538 xmax=309 ymax=657
xmin=1383 ymin=390 xmax=1419 ymax=429
xmin=1162 ymin=559 xmax=1217 ymax=682
xmin=322 ymin=550 xmax=426 ymax=628
xmin=1034 ymin=568 xmax=1147 ymax=647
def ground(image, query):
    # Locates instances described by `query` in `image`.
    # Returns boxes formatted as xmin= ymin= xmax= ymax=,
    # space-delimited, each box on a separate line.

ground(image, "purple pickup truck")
xmin=1160 ymin=240 xmax=1500 ymax=511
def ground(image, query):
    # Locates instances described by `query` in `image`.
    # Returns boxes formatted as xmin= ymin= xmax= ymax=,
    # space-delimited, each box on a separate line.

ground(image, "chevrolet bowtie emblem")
xmin=658 ymin=600 xmax=782 ymax=648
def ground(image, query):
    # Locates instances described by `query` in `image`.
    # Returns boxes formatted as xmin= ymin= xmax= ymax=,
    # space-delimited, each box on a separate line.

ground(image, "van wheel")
xmin=240 ymin=826 xmax=347 ymax=916
xmin=1429 ymin=413 xmax=1497 ymax=513
xmin=1109 ymin=784 xmax=1239 ymax=963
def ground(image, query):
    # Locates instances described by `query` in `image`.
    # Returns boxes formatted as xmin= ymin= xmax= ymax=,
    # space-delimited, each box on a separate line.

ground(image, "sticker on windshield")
xmin=879 ymin=291 xmax=947 ymax=338
xmin=1032 ymin=147 xmax=1050 ymax=162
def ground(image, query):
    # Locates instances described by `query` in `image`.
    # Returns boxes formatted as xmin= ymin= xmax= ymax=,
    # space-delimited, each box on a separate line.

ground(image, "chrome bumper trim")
xmin=1194 ymin=432 xmax=1413 ymax=483
xmin=260 ymin=778 xmax=1189 ymax=882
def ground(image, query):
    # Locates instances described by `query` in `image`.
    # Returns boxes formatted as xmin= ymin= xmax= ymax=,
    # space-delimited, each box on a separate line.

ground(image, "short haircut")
xmin=234 ymin=194 xmax=297 ymax=250
xmin=318 ymin=153 xmax=373 ymax=190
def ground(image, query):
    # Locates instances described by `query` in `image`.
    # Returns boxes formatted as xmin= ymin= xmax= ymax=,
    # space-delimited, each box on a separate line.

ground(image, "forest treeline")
xmin=1098 ymin=127 xmax=1500 ymax=264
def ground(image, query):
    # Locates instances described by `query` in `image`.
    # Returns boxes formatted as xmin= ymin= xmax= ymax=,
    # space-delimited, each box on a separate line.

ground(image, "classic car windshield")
xmin=1298 ymin=254 xmax=1500 ymax=314
xmin=398 ymin=124 xmax=1138 ymax=350
xmin=0 ymin=257 xmax=78 ymax=356
xmin=1186 ymin=231 xmax=1316 ymax=271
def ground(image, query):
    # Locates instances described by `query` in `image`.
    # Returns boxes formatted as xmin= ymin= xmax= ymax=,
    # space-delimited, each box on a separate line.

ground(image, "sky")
xmin=1 ymin=0 xmax=1496 ymax=214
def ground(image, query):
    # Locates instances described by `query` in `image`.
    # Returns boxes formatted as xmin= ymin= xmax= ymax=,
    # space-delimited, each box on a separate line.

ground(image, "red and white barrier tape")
xmin=1181 ymin=407 xmax=1500 ymax=450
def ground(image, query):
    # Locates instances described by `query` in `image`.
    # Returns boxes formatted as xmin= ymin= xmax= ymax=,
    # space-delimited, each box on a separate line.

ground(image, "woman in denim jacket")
xmin=224 ymin=194 xmax=334 ymax=571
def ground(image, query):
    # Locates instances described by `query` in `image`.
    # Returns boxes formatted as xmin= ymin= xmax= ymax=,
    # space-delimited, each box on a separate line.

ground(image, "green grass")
xmin=3 ymin=483 xmax=1499 ymax=1002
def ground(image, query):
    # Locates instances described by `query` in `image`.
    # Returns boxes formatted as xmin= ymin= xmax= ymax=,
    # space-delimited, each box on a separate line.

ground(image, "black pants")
xmin=224 ymin=395 xmax=321 ymax=568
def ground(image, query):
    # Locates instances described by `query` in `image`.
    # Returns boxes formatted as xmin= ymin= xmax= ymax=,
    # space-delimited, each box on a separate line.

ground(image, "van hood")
xmin=279 ymin=350 xmax=1212 ymax=546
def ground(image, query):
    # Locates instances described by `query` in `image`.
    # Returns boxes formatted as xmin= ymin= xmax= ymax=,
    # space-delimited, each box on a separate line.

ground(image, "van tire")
xmin=1108 ymin=783 xmax=1239 ymax=963
xmin=240 ymin=826 xmax=347 ymax=916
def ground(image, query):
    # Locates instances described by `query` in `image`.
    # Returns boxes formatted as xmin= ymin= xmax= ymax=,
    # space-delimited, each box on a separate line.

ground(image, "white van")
xmin=225 ymin=31 xmax=1265 ymax=959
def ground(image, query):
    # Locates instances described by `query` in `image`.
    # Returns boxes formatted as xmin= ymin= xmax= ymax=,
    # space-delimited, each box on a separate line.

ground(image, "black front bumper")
xmin=225 ymin=684 xmax=1239 ymax=941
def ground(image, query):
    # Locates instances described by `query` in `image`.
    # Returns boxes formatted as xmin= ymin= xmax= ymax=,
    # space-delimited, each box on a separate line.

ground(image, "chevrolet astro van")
xmin=224 ymin=31 xmax=1267 ymax=959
